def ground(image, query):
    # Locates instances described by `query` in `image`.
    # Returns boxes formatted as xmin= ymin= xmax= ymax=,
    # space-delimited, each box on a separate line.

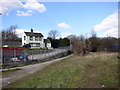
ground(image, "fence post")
xmin=1 ymin=48 xmax=2 ymax=64
xmin=14 ymin=49 xmax=16 ymax=63
xmin=32 ymin=49 xmax=33 ymax=60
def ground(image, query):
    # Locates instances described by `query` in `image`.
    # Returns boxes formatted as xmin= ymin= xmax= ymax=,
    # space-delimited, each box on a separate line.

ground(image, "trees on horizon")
xmin=2 ymin=25 xmax=118 ymax=55
xmin=2 ymin=25 xmax=21 ymax=41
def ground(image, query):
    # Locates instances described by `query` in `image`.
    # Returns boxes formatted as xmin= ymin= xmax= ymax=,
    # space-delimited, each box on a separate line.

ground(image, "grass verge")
xmin=2 ymin=68 xmax=22 ymax=76
xmin=2 ymin=68 xmax=22 ymax=73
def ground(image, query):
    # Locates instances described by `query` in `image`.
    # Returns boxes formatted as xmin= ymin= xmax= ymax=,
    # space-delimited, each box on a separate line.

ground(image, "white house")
xmin=22 ymin=29 xmax=51 ymax=49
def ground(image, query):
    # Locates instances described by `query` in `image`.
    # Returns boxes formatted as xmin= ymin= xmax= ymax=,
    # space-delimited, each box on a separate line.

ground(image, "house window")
xmin=29 ymin=43 xmax=34 ymax=47
xmin=36 ymin=43 xmax=40 ymax=47
xmin=24 ymin=36 xmax=26 ymax=40
xmin=30 ymin=36 xmax=33 ymax=41
xmin=39 ymin=37 xmax=42 ymax=41
xmin=35 ymin=36 xmax=38 ymax=41
xmin=29 ymin=43 xmax=40 ymax=47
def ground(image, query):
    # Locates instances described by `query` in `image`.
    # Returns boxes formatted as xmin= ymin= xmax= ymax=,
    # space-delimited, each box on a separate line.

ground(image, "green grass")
xmin=2 ymin=68 xmax=22 ymax=76
xmin=0 ymin=68 xmax=22 ymax=77
xmin=2 ymin=68 xmax=22 ymax=73
xmin=4 ymin=52 xmax=118 ymax=88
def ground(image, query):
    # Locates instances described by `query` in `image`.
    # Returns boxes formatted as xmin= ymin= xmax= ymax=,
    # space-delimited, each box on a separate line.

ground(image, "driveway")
xmin=1 ymin=55 xmax=72 ymax=87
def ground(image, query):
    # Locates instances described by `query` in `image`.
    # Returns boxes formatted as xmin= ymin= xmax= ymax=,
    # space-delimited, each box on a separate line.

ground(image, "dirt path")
xmin=1 ymin=55 xmax=72 ymax=87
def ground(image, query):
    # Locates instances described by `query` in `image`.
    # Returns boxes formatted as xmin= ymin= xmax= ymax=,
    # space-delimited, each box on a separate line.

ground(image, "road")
xmin=1 ymin=55 xmax=72 ymax=87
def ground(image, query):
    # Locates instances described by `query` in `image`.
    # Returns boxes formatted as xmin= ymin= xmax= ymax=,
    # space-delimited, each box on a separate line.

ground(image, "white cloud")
xmin=1 ymin=0 xmax=23 ymax=15
xmin=15 ymin=29 xmax=41 ymax=37
xmin=103 ymin=29 xmax=118 ymax=37
xmin=60 ymin=33 xmax=72 ymax=38
xmin=15 ymin=29 xmax=71 ymax=39
xmin=23 ymin=0 xmax=46 ymax=13
xmin=86 ymin=34 xmax=92 ymax=38
xmin=0 ymin=0 xmax=46 ymax=15
xmin=93 ymin=13 xmax=118 ymax=37
xmin=15 ymin=29 xmax=26 ymax=37
xmin=57 ymin=22 xmax=71 ymax=29
xmin=17 ymin=10 xmax=32 ymax=16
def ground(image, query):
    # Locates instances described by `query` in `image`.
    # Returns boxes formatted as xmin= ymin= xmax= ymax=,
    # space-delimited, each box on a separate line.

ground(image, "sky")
xmin=1 ymin=0 xmax=118 ymax=38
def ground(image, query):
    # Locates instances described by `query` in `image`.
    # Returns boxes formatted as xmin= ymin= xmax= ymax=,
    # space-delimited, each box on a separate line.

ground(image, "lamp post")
xmin=68 ymin=35 xmax=72 ymax=50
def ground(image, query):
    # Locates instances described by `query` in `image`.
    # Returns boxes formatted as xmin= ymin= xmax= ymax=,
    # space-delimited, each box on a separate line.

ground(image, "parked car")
xmin=3 ymin=45 xmax=8 ymax=47
xmin=22 ymin=44 xmax=31 ymax=48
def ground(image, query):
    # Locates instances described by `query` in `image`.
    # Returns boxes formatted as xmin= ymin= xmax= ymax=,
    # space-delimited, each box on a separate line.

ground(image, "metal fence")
xmin=2 ymin=47 xmax=24 ymax=63
xmin=2 ymin=41 xmax=22 ymax=47
xmin=1 ymin=46 xmax=72 ymax=64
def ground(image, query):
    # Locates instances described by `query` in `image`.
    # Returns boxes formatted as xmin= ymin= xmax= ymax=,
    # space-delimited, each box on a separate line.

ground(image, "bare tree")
xmin=2 ymin=25 xmax=19 ymax=41
xmin=69 ymin=35 xmax=86 ymax=55
xmin=88 ymin=30 xmax=99 ymax=52
xmin=48 ymin=30 xmax=59 ymax=39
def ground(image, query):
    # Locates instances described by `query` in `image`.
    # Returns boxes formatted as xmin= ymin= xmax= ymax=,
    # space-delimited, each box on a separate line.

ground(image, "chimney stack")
xmin=31 ymin=28 xmax=33 ymax=33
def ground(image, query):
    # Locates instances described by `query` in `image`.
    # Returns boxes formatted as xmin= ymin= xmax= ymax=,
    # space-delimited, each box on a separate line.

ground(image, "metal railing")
xmin=1 ymin=46 xmax=72 ymax=63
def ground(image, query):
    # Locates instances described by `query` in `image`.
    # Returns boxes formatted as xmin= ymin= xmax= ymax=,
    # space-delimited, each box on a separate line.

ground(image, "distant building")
xmin=44 ymin=39 xmax=51 ymax=48
xmin=112 ymin=44 xmax=120 ymax=51
xmin=22 ymin=29 xmax=51 ymax=49
xmin=2 ymin=40 xmax=22 ymax=47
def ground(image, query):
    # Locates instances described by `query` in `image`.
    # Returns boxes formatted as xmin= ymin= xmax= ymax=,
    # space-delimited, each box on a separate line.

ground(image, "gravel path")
xmin=1 ymin=55 xmax=72 ymax=87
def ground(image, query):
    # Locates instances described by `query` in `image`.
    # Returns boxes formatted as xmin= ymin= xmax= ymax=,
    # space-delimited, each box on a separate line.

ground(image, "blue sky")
xmin=1 ymin=1 xmax=118 ymax=38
